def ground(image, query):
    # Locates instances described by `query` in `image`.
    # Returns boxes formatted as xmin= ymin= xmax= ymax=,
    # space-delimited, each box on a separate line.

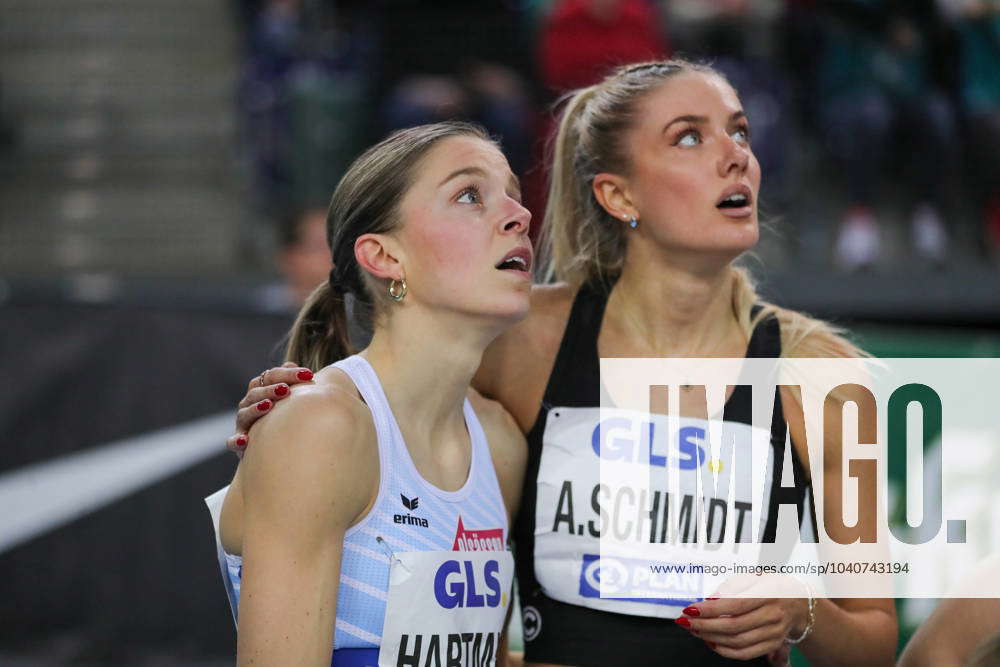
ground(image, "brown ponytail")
xmin=285 ymin=282 xmax=353 ymax=371
xmin=283 ymin=121 xmax=495 ymax=370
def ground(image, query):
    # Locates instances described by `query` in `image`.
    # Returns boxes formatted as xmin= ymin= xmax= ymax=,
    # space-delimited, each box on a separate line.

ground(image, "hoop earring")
xmin=388 ymin=278 xmax=407 ymax=302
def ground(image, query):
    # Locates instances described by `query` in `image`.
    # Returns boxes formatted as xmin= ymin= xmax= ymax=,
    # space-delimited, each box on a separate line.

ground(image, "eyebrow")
xmin=439 ymin=166 xmax=522 ymax=200
xmin=663 ymin=111 xmax=747 ymax=133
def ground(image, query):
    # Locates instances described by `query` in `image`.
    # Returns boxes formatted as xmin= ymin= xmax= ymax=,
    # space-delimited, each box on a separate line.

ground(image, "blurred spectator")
xmin=374 ymin=1 xmax=534 ymax=174
xmin=938 ymin=0 xmax=1000 ymax=260
xmin=528 ymin=0 xmax=670 ymax=236
xmin=382 ymin=65 xmax=533 ymax=175
xmin=237 ymin=0 xmax=374 ymax=214
xmin=257 ymin=207 xmax=332 ymax=313
xmin=538 ymin=0 xmax=671 ymax=93
xmin=811 ymin=0 xmax=960 ymax=270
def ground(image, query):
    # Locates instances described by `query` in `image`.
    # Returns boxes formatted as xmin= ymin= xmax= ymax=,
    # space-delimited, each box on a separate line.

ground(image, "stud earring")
xmin=388 ymin=278 xmax=407 ymax=302
xmin=628 ymin=216 xmax=638 ymax=229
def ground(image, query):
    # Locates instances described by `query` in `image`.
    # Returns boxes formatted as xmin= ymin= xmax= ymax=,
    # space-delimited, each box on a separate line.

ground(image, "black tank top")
xmin=514 ymin=282 xmax=813 ymax=667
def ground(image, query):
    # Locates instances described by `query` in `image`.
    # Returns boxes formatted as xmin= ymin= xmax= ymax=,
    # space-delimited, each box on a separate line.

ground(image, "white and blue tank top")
xmin=215 ymin=354 xmax=510 ymax=666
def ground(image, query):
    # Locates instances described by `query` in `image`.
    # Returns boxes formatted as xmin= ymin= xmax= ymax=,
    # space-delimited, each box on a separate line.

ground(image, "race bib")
xmin=379 ymin=550 xmax=514 ymax=667
xmin=534 ymin=406 xmax=774 ymax=617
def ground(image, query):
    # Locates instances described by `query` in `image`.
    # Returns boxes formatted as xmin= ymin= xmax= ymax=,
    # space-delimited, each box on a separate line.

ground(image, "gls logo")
xmin=394 ymin=493 xmax=429 ymax=527
xmin=433 ymin=559 xmax=503 ymax=609
xmin=592 ymin=419 xmax=707 ymax=470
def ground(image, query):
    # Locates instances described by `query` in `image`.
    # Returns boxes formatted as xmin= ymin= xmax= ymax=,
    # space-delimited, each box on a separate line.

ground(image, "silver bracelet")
xmin=785 ymin=581 xmax=815 ymax=645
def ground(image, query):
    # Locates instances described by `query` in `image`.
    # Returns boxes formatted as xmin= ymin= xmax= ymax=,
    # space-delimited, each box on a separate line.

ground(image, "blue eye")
xmin=732 ymin=126 xmax=751 ymax=143
xmin=677 ymin=131 xmax=700 ymax=147
xmin=457 ymin=185 xmax=481 ymax=205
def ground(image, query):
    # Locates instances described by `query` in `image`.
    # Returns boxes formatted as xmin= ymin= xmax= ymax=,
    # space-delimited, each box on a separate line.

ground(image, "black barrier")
xmin=1 ymin=288 xmax=291 ymax=662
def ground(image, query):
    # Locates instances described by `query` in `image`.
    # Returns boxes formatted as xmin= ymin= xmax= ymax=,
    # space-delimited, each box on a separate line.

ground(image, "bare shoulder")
xmin=468 ymin=389 xmax=525 ymax=459
xmin=240 ymin=367 xmax=377 ymax=519
xmin=475 ymin=282 xmax=577 ymax=429
xmin=525 ymin=282 xmax=576 ymax=329
xmin=467 ymin=388 xmax=527 ymax=522
xmin=248 ymin=367 xmax=373 ymax=457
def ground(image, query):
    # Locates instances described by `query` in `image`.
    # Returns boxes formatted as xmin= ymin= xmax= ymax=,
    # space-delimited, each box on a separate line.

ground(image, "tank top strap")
xmin=724 ymin=304 xmax=783 ymax=421
xmin=462 ymin=396 xmax=509 ymax=532
xmin=745 ymin=304 xmax=782 ymax=359
xmin=462 ymin=397 xmax=491 ymax=471
xmin=330 ymin=355 xmax=397 ymax=464
xmin=542 ymin=281 xmax=612 ymax=407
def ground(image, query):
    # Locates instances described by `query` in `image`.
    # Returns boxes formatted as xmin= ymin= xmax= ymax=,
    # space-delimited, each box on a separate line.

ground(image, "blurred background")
xmin=1 ymin=0 xmax=998 ymax=664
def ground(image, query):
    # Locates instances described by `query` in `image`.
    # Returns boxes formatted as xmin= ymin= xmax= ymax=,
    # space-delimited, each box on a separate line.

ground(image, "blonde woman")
xmin=232 ymin=61 xmax=897 ymax=666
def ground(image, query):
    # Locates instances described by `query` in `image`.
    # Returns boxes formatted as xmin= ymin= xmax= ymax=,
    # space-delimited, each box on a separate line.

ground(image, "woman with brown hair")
xmin=232 ymin=60 xmax=897 ymax=666
xmin=214 ymin=121 xmax=532 ymax=666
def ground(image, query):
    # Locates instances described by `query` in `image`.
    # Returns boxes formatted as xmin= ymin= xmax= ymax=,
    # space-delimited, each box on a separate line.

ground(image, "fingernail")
xmin=297 ymin=369 xmax=314 ymax=381
xmin=257 ymin=399 xmax=273 ymax=412
xmin=236 ymin=435 xmax=248 ymax=448
xmin=706 ymin=597 xmax=719 ymax=600
xmin=707 ymin=642 xmax=717 ymax=650
xmin=683 ymin=606 xmax=700 ymax=617
xmin=274 ymin=384 xmax=289 ymax=396
xmin=674 ymin=617 xmax=691 ymax=628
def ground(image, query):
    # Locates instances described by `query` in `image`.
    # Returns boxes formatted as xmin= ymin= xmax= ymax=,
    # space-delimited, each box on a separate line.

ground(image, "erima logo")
xmin=395 ymin=493 xmax=429 ymax=527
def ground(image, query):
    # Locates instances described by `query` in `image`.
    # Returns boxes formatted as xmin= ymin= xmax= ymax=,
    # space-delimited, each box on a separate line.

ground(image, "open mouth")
xmin=495 ymin=246 xmax=532 ymax=273
xmin=715 ymin=185 xmax=753 ymax=216
xmin=717 ymin=193 xmax=749 ymax=209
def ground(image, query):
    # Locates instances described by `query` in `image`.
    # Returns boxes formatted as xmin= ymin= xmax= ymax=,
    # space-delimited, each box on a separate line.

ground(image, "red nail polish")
xmin=274 ymin=384 xmax=289 ymax=396
xmin=706 ymin=597 xmax=720 ymax=600
xmin=236 ymin=435 xmax=248 ymax=447
xmin=257 ymin=399 xmax=272 ymax=412
xmin=297 ymin=369 xmax=314 ymax=381
xmin=707 ymin=642 xmax=717 ymax=650
xmin=683 ymin=606 xmax=701 ymax=617
xmin=674 ymin=617 xmax=691 ymax=628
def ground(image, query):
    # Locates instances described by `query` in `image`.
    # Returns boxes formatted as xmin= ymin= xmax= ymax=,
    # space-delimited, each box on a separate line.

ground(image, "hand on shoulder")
xmin=240 ymin=368 xmax=378 ymax=534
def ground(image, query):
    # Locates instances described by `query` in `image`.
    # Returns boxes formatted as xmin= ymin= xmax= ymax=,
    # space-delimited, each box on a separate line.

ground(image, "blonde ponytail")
xmin=729 ymin=266 xmax=867 ymax=359
xmin=541 ymin=59 xmax=866 ymax=360
xmin=541 ymin=60 xmax=716 ymax=287
xmin=541 ymin=84 xmax=626 ymax=289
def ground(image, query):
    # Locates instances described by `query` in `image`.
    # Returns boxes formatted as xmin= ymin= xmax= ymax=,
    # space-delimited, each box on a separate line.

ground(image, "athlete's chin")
xmin=712 ymin=222 xmax=759 ymax=254
xmin=491 ymin=298 xmax=531 ymax=323
xmin=462 ymin=293 xmax=531 ymax=326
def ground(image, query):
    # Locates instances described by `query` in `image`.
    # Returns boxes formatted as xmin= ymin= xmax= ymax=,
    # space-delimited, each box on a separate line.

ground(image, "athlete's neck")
xmin=605 ymin=249 xmax=743 ymax=357
xmin=361 ymin=306 xmax=498 ymax=452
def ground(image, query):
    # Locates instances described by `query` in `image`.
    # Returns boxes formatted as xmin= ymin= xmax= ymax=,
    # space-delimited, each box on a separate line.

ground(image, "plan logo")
xmin=578 ymin=554 xmax=698 ymax=607
xmin=395 ymin=493 xmax=428 ymax=528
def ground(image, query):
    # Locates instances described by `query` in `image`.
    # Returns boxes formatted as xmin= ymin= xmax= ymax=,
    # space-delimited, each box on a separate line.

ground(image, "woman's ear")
xmin=355 ymin=233 xmax=405 ymax=281
xmin=593 ymin=172 xmax=638 ymax=223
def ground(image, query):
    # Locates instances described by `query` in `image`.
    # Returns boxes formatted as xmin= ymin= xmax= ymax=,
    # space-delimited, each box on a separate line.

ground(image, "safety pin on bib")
xmin=376 ymin=536 xmax=411 ymax=574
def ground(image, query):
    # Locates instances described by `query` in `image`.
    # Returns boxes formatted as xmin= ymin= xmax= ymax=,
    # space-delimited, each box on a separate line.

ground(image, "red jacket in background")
xmin=539 ymin=0 xmax=671 ymax=92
